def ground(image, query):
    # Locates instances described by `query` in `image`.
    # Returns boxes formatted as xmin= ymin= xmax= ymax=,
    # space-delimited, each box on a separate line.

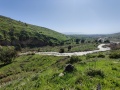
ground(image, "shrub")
xmin=69 ymin=56 xmax=82 ymax=64
xmin=68 ymin=46 xmax=72 ymax=51
xmin=31 ymin=74 xmax=39 ymax=81
xmin=109 ymin=52 xmax=120 ymax=59
xmin=75 ymin=76 xmax=83 ymax=84
xmin=86 ymin=54 xmax=96 ymax=59
xmin=97 ymin=54 xmax=105 ymax=58
xmin=15 ymin=44 xmax=22 ymax=51
xmin=0 ymin=47 xmax=17 ymax=64
xmin=64 ymin=64 xmax=74 ymax=72
xmin=59 ymin=48 xmax=64 ymax=53
xmin=112 ymin=67 xmax=118 ymax=71
xmin=86 ymin=69 xmax=105 ymax=78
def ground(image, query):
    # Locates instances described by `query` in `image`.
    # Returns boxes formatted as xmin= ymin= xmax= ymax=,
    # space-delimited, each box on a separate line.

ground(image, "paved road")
xmin=19 ymin=44 xmax=111 ymax=56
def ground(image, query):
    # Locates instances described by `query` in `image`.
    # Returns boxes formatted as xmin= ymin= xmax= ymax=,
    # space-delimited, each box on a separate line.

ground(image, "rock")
xmin=59 ymin=73 xmax=64 ymax=77
xmin=64 ymin=64 xmax=74 ymax=72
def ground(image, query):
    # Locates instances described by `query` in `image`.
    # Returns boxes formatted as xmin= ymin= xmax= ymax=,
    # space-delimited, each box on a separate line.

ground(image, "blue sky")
xmin=0 ymin=0 xmax=120 ymax=34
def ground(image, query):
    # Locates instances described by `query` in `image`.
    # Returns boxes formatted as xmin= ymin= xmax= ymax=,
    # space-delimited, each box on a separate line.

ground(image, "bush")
xmin=0 ymin=47 xmax=17 ymax=64
xmin=86 ymin=69 xmax=105 ymax=78
xmin=68 ymin=46 xmax=72 ymax=51
xmin=59 ymin=48 xmax=64 ymax=53
xmin=86 ymin=54 xmax=96 ymax=59
xmin=109 ymin=52 xmax=120 ymax=59
xmin=69 ymin=56 xmax=82 ymax=64
xmin=15 ymin=44 xmax=22 ymax=51
xmin=97 ymin=54 xmax=105 ymax=58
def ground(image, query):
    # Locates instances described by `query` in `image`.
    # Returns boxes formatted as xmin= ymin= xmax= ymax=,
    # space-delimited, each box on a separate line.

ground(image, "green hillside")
xmin=0 ymin=15 xmax=70 ymax=47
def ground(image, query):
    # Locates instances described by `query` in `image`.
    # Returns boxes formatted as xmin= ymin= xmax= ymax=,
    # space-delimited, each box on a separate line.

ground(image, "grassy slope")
xmin=0 ymin=15 xmax=70 ymax=46
xmin=0 ymin=51 xmax=120 ymax=90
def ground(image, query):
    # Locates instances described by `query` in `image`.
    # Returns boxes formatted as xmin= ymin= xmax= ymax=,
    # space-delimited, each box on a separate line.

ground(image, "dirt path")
xmin=19 ymin=44 xmax=111 ymax=56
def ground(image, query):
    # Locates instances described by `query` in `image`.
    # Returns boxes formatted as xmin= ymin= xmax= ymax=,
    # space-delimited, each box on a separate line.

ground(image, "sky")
xmin=0 ymin=0 xmax=120 ymax=34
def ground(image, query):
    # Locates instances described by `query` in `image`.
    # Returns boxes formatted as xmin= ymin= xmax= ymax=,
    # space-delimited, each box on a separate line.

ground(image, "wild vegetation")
xmin=0 ymin=50 xmax=120 ymax=90
xmin=22 ymin=43 xmax=98 ymax=53
xmin=0 ymin=46 xmax=17 ymax=65
xmin=0 ymin=15 xmax=70 ymax=47
xmin=0 ymin=15 xmax=120 ymax=90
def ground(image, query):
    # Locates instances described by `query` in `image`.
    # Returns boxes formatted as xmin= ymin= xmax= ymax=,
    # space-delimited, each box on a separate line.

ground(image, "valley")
xmin=0 ymin=16 xmax=120 ymax=90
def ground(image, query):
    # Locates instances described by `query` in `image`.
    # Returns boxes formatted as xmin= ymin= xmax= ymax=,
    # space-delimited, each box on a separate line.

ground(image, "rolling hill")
xmin=0 ymin=15 xmax=70 ymax=47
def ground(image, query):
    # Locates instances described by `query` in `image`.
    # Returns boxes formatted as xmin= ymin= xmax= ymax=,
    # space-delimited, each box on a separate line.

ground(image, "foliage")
xmin=59 ymin=48 xmax=64 ymax=53
xmin=97 ymin=54 xmax=105 ymax=58
xmin=0 ymin=52 xmax=120 ymax=90
xmin=69 ymin=56 xmax=82 ymax=64
xmin=0 ymin=47 xmax=17 ymax=64
xmin=109 ymin=50 xmax=120 ymax=59
xmin=0 ymin=15 xmax=70 ymax=47
xmin=86 ymin=69 xmax=105 ymax=78
xmin=15 ymin=44 xmax=22 ymax=51
xmin=75 ymin=39 xmax=80 ymax=44
xmin=22 ymin=43 xmax=98 ymax=53
xmin=68 ymin=45 xmax=72 ymax=51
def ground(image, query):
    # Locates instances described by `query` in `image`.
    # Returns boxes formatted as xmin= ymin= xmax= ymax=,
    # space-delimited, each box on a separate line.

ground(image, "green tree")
xmin=19 ymin=30 xmax=30 ymax=41
xmin=81 ymin=39 xmax=85 ymax=43
xmin=0 ymin=47 xmax=17 ymax=64
xmin=15 ymin=44 xmax=22 ymax=51
xmin=76 ymin=39 xmax=80 ymax=44
xmin=68 ymin=45 xmax=72 ymax=51
xmin=59 ymin=48 xmax=64 ymax=53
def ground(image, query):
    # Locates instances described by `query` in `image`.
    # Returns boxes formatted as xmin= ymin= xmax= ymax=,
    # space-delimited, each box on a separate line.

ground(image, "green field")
xmin=0 ymin=50 xmax=120 ymax=90
xmin=22 ymin=43 xmax=99 ymax=53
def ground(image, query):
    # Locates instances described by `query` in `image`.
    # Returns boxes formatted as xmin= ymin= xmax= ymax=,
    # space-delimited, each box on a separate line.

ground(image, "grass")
xmin=0 ymin=50 xmax=120 ymax=90
xmin=21 ymin=43 xmax=99 ymax=53
xmin=0 ymin=15 xmax=70 ymax=47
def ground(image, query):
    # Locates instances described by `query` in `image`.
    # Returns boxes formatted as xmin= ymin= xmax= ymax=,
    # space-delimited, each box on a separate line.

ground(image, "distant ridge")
xmin=63 ymin=32 xmax=84 ymax=35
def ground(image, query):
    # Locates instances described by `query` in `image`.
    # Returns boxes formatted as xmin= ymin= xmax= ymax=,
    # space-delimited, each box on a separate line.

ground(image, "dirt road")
xmin=19 ymin=44 xmax=111 ymax=56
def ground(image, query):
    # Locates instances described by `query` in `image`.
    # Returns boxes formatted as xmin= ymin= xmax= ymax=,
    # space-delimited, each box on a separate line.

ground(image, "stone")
xmin=59 ymin=73 xmax=64 ymax=77
xmin=64 ymin=64 xmax=74 ymax=72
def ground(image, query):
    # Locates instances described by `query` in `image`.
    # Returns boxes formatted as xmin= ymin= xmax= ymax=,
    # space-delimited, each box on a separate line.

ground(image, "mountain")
xmin=0 ymin=15 xmax=70 ymax=47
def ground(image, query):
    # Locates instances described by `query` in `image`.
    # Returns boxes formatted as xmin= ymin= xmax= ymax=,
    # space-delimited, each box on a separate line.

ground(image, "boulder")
xmin=64 ymin=64 xmax=74 ymax=72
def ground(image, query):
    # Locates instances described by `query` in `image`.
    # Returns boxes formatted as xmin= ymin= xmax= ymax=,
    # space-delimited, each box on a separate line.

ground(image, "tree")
xmin=104 ymin=39 xmax=110 ymax=43
xmin=68 ymin=45 xmax=72 ymax=51
xmin=59 ymin=48 xmax=64 ymax=53
xmin=15 ymin=44 xmax=22 ymax=51
xmin=76 ymin=39 xmax=80 ymax=44
xmin=9 ymin=28 xmax=14 ymax=36
xmin=0 ymin=47 xmax=17 ymax=64
xmin=2 ymin=30 xmax=7 ymax=39
xmin=19 ymin=30 xmax=30 ymax=41
xmin=81 ymin=39 xmax=85 ymax=43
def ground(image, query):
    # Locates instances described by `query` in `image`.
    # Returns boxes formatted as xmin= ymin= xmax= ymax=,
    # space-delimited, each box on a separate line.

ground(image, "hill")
xmin=0 ymin=15 xmax=70 ymax=47
xmin=107 ymin=32 xmax=120 ymax=42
